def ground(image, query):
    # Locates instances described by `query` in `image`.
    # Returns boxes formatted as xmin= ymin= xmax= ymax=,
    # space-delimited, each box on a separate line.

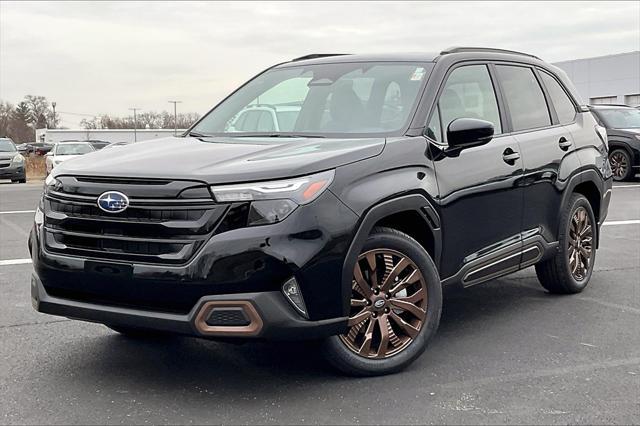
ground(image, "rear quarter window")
xmin=539 ymin=71 xmax=577 ymax=124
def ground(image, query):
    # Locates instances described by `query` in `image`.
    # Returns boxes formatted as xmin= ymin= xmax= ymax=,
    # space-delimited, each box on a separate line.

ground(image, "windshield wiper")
xmin=231 ymin=133 xmax=326 ymax=139
xmin=187 ymin=131 xmax=210 ymax=138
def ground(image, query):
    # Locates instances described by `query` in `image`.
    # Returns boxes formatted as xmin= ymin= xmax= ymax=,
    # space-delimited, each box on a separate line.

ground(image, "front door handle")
xmin=502 ymin=148 xmax=520 ymax=165
xmin=559 ymin=137 xmax=572 ymax=151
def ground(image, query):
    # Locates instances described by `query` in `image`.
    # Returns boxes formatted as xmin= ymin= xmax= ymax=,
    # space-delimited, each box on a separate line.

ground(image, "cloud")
xmin=1 ymin=1 xmax=638 ymax=126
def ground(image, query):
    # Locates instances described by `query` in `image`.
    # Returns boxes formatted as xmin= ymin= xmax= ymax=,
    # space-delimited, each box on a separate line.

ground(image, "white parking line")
xmin=0 ymin=210 xmax=35 ymax=215
xmin=602 ymin=220 xmax=640 ymax=226
xmin=613 ymin=184 xmax=640 ymax=189
xmin=0 ymin=258 xmax=32 ymax=266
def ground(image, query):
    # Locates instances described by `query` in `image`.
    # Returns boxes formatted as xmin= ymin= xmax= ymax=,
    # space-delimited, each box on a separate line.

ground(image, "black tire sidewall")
xmin=323 ymin=227 xmax=442 ymax=376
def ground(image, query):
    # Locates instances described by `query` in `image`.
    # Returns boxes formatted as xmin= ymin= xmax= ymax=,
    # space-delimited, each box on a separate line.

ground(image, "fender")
xmin=607 ymin=140 xmax=640 ymax=164
xmin=557 ymin=168 xmax=611 ymax=249
xmin=339 ymin=193 xmax=441 ymax=316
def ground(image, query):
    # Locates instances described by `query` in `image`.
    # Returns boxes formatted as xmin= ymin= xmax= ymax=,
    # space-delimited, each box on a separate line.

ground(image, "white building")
xmin=35 ymin=128 xmax=187 ymax=144
xmin=552 ymin=51 xmax=640 ymax=106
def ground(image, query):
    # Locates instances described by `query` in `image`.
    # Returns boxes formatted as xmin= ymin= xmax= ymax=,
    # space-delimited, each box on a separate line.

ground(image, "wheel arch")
xmin=340 ymin=194 xmax=441 ymax=317
xmin=558 ymin=168 xmax=610 ymax=249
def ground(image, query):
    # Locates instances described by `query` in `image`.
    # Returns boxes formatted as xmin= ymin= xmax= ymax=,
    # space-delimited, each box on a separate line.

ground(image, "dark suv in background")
xmin=30 ymin=47 xmax=612 ymax=376
xmin=589 ymin=104 xmax=640 ymax=181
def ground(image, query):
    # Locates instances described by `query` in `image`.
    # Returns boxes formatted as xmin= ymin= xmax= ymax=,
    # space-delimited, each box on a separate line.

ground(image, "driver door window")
xmin=437 ymin=65 xmax=502 ymax=141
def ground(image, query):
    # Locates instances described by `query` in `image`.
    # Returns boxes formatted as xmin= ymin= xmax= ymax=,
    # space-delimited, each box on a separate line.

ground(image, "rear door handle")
xmin=502 ymin=148 xmax=520 ymax=165
xmin=559 ymin=137 xmax=572 ymax=151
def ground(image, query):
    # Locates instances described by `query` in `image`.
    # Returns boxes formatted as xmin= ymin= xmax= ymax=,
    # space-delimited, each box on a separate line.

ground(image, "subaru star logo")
xmin=97 ymin=191 xmax=129 ymax=213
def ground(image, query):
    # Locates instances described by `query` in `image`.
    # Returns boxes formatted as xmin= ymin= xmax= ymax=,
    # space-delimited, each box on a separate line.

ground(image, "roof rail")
xmin=440 ymin=47 xmax=540 ymax=60
xmin=291 ymin=53 xmax=350 ymax=62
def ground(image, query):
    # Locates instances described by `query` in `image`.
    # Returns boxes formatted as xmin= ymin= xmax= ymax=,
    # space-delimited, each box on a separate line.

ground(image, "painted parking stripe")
xmin=0 ymin=258 xmax=32 ymax=266
xmin=602 ymin=220 xmax=640 ymax=226
xmin=0 ymin=210 xmax=35 ymax=215
xmin=613 ymin=184 xmax=640 ymax=189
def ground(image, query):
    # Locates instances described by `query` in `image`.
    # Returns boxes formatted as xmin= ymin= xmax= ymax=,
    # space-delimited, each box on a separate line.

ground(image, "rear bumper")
xmin=31 ymin=273 xmax=347 ymax=340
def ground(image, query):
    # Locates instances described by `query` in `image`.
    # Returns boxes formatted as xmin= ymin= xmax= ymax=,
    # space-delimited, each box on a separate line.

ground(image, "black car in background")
xmin=0 ymin=137 xmax=26 ymax=183
xmin=31 ymin=48 xmax=612 ymax=376
xmin=589 ymin=104 xmax=640 ymax=181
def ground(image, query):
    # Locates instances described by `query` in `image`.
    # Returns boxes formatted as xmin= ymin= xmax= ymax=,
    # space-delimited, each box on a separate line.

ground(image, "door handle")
xmin=558 ymin=137 xmax=572 ymax=151
xmin=502 ymin=148 xmax=520 ymax=165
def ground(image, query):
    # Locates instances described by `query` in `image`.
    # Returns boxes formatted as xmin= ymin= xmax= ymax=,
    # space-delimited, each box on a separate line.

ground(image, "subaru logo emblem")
xmin=97 ymin=191 xmax=129 ymax=213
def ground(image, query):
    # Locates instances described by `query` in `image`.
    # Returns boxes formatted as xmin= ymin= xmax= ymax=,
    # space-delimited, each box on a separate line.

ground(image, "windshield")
xmin=596 ymin=108 xmax=640 ymax=129
xmin=192 ymin=62 xmax=433 ymax=138
xmin=0 ymin=139 xmax=17 ymax=152
xmin=55 ymin=143 xmax=94 ymax=155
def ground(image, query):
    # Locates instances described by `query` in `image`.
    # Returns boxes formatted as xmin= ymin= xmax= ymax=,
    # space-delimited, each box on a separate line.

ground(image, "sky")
xmin=1 ymin=1 xmax=639 ymax=127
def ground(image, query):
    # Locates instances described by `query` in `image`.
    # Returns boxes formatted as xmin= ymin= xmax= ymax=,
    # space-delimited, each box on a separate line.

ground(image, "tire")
xmin=322 ymin=227 xmax=442 ymax=376
xmin=535 ymin=194 xmax=597 ymax=294
xmin=106 ymin=324 xmax=174 ymax=338
xmin=609 ymin=148 xmax=633 ymax=181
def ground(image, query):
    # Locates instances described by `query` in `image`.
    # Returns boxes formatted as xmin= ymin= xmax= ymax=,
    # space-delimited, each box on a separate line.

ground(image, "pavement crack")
xmin=0 ymin=319 xmax=72 ymax=329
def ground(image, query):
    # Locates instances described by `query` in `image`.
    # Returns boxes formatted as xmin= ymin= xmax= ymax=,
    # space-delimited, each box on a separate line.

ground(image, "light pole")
xmin=129 ymin=108 xmax=139 ymax=142
xmin=168 ymin=100 xmax=181 ymax=136
xmin=51 ymin=102 xmax=56 ymax=129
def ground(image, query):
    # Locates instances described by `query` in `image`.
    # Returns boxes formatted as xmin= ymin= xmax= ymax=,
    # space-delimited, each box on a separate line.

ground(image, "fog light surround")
xmin=282 ymin=277 xmax=308 ymax=318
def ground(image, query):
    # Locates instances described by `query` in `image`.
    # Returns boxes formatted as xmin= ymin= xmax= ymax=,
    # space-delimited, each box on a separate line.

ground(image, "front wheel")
xmin=535 ymin=194 xmax=597 ymax=294
xmin=322 ymin=227 xmax=442 ymax=376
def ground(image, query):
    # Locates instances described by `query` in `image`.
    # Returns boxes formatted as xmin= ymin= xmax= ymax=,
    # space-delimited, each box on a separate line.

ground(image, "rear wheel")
xmin=535 ymin=194 xmax=596 ymax=294
xmin=322 ymin=227 xmax=442 ymax=376
xmin=609 ymin=149 xmax=632 ymax=181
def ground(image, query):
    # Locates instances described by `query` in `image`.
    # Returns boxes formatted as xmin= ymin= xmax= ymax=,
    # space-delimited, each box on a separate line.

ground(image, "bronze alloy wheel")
xmin=568 ymin=206 xmax=593 ymax=281
xmin=609 ymin=151 xmax=629 ymax=179
xmin=340 ymin=248 xmax=428 ymax=359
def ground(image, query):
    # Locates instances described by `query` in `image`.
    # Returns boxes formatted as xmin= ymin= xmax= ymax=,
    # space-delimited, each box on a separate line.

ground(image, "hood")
xmin=0 ymin=152 xmax=18 ymax=161
xmin=54 ymin=136 xmax=385 ymax=183
xmin=54 ymin=155 xmax=83 ymax=163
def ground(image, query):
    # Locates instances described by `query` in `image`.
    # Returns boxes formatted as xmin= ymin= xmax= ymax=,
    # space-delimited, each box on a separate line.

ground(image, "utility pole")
xmin=168 ymin=100 xmax=182 ymax=136
xmin=129 ymin=108 xmax=139 ymax=142
xmin=51 ymin=102 xmax=57 ymax=129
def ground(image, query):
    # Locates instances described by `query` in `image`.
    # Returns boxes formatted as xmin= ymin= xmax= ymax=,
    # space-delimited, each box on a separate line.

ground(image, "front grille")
xmin=0 ymin=163 xmax=9 ymax=168
xmin=42 ymin=175 xmax=228 ymax=265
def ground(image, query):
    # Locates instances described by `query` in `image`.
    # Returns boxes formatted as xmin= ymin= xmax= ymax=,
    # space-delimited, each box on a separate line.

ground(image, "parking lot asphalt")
xmin=0 ymin=179 xmax=638 ymax=425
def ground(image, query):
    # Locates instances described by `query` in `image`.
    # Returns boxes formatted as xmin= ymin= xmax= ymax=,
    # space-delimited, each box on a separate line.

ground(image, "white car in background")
xmin=45 ymin=141 xmax=95 ymax=174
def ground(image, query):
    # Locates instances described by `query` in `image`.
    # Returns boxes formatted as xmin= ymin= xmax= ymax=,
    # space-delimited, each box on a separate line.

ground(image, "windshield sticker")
xmin=410 ymin=67 xmax=426 ymax=81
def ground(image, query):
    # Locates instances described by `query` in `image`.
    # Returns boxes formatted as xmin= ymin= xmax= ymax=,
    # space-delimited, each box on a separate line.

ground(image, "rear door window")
xmin=496 ymin=65 xmax=551 ymax=131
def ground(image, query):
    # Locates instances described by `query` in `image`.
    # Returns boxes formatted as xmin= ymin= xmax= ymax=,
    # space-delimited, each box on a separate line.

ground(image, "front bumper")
xmin=31 ymin=189 xmax=357 ymax=339
xmin=0 ymin=164 xmax=25 ymax=180
xmin=31 ymin=273 xmax=346 ymax=340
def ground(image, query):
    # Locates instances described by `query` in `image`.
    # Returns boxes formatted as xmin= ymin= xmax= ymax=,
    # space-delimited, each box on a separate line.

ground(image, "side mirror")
xmin=447 ymin=118 xmax=494 ymax=149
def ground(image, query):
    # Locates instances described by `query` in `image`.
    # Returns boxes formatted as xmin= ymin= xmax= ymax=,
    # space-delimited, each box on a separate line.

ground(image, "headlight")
xmin=210 ymin=170 xmax=335 ymax=225
xmin=44 ymin=174 xmax=60 ymax=193
xmin=11 ymin=154 xmax=24 ymax=164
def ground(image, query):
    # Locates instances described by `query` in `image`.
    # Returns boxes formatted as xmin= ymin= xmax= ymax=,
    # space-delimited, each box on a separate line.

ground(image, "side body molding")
xmin=340 ymin=194 xmax=441 ymax=316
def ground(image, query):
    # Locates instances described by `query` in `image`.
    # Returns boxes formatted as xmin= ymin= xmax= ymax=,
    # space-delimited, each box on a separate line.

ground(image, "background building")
xmin=35 ymin=128 xmax=186 ymax=144
xmin=553 ymin=51 xmax=640 ymax=106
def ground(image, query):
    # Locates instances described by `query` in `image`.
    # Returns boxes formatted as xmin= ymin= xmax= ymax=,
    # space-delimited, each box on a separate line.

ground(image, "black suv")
xmin=30 ymin=48 xmax=612 ymax=376
xmin=589 ymin=104 xmax=640 ymax=181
